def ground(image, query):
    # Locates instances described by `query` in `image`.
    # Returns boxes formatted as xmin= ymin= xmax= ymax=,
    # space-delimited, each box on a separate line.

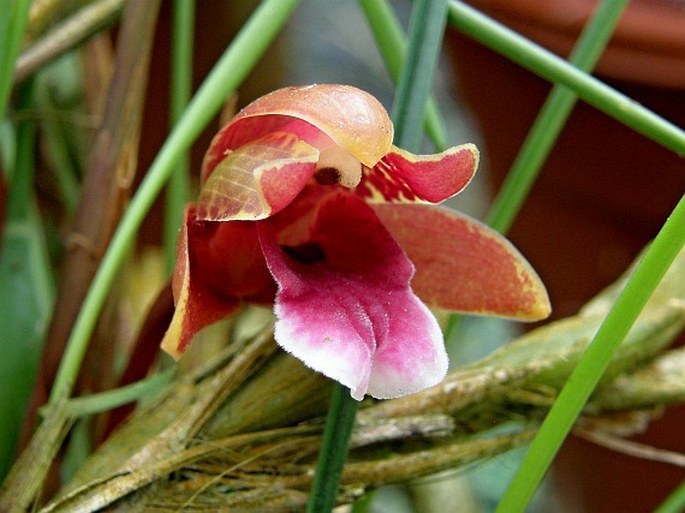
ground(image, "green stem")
xmin=359 ymin=0 xmax=448 ymax=150
xmin=447 ymin=1 xmax=685 ymax=156
xmin=305 ymin=384 xmax=359 ymax=513
xmin=391 ymin=0 xmax=448 ymax=151
xmin=654 ymin=480 xmax=685 ymax=513
xmin=485 ymin=0 xmax=630 ymax=233
xmin=0 ymin=0 xmax=30 ymax=121
xmin=49 ymin=0 xmax=302 ymax=403
xmin=48 ymin=368 xmax=175 ymax=418
xmin=164 ymin=0 xmax=194 ymax=274
xmin=36 ymin=77 xmax=80 ymax=214
xmin=495 ymin=192 xmax=685 ymax=512
xmin=14 ymin=0 xmax=127 ymax=83
xmin=306 ymin=3 xmax=448 ymax=511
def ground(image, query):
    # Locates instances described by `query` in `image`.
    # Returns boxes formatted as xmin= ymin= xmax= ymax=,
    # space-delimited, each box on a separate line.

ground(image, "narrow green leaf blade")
xmin=0 ymin=83 xmax=54 ymax=480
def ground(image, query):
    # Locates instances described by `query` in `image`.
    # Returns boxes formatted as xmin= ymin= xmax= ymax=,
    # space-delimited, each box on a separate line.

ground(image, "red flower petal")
xmin=190 ymin=216 xmax=275 ymax=300
xmin=372 ymin=204 xmax=551 ymax=321
xmin=161 ymin=207 xmax=241 ymax=359
xmin=259 ymin=192 xmax=447 ymax=400
xmin=196 ymin=132 xmax=319 ymax=221
xmin=357 ymin=143 xmax=478 ymax=203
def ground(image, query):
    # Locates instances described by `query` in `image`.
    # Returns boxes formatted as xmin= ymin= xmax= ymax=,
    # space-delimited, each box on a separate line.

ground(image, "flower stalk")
xmin=307 ymin=1 xmax=449 ymax=510
xmin=306 ymin=384 xmax=360 ymax=513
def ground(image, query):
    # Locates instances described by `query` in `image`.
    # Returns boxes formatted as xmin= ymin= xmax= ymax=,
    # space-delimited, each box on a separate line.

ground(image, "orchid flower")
xmin=161 ymin=84 xmax=550 ymax=400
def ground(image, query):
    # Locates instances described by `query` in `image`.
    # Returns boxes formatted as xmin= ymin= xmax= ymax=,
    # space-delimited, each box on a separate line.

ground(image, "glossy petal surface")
xmin=357 ymin=144 xmax=478 ymax=203
xmin=373 ymin=204 xmax=551 ymax=320
xmin=259 ymin=192 xmax=447 ymax=400
xmin=202 ymin=85 xmax=393 ymax=181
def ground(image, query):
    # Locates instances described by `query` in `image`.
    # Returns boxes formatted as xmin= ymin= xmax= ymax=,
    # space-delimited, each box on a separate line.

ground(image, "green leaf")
xmin=36 ymin=69 xmax=81 ymax=214
xmin=0 ymin=82 xmax=54 ymax=480
xmin=654 ymin=480 xmax=685 ymax=513
xmin=391 ymin=0 xmax=449 ymax=152
xmin=496 ymin=195 xmax=685 ymax=512
xmin=359 ymin=0 xmax=449 ymax=150
xmin=484 ymin=0 xmax=631 ymax=233
xmin=0 ymin=0 xmax=30 ymax=121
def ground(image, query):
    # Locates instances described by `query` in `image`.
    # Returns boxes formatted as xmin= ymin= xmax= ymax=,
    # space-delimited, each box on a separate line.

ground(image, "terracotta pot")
xmin=447 ymin=1 xmax=685 ymax=512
